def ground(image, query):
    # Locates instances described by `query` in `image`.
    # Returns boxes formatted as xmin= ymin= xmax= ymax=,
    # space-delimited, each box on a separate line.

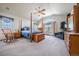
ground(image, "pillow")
xmin=21 ymin=27 xmax=29 ymax=31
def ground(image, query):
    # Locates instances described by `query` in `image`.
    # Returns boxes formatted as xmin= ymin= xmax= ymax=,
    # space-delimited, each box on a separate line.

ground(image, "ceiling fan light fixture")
xmin=34 ymin=7 xmax=46 ymax=17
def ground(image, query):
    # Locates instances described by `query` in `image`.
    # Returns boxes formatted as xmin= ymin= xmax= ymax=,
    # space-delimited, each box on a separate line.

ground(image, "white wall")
xmin=43 ymin=14 xmax=66 ymax=33
xmin=22 ymin=19 xmax=30 ymax=28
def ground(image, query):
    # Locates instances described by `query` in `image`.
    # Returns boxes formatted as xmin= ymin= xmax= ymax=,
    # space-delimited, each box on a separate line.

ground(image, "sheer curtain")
xmin=44 ymin=21 xmax=56 ymax=35
xmin=0 ymin=16 xmax=14 ymax=31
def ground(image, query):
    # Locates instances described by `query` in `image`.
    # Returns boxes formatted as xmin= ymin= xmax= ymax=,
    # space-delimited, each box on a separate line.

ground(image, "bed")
xmin=21 ymin=30 xmax=42 ymax=38
xmin=21 ymin=27 xmax=30 ymax=38
xmin=21 ymin=27 xmax=43 ymax=38
xmin=21 ymin=30 xmax=30 ymax=38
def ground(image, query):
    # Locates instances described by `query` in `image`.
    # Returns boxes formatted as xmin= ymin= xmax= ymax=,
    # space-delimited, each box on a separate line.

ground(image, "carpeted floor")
xmin=0 ymin=35 xmax=69 ymax=56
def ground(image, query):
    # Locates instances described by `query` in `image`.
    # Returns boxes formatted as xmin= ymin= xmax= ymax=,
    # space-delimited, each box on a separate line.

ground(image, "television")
xmin=60 ymin=21 xmax=66 ymax=31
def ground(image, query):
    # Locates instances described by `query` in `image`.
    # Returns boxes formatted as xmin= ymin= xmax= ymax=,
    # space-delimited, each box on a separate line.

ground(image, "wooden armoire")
xmin=64 ymin=4 xmax=79 ymax=56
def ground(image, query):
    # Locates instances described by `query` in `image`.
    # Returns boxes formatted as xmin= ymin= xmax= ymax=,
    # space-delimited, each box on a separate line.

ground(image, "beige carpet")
xmin=0 ymin=35 xmax=69 ymax=56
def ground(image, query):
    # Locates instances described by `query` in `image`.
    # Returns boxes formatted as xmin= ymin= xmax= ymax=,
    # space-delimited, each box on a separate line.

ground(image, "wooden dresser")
xmin=14 ymin=32 xmax=21 ymax=39
xmin=64 ymin=32 xmax=79 ymax=56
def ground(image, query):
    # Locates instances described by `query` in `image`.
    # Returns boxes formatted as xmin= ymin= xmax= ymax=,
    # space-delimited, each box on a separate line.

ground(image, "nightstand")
xmin=14 ymin=32 xmax=21 ymax=39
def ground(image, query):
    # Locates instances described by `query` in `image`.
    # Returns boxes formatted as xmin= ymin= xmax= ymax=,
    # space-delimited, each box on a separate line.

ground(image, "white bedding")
xmin=0 ymin=29 xmax=6 ymax=40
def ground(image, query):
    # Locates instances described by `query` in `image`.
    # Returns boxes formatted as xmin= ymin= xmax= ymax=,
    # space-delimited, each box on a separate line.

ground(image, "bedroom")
xmin=0 ymin=3 xmax=78 ymax=56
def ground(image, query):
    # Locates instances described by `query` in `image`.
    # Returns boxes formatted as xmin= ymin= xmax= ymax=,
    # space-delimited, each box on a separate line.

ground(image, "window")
xmin=0 ymin=16 xmax=14 ymax=30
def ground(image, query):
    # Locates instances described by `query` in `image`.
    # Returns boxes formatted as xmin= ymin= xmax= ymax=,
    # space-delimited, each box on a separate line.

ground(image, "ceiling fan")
xmin=34 ymin=7 xmax=46 ymax=16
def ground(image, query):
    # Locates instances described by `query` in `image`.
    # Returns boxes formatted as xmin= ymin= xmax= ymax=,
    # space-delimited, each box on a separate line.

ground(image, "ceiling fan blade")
xmin=34 ymin=7 xmax=46 ymax=16
xmin=41 ymin=12 xmax=45 ymax=15
xmin=35 ymin=7 xmax=40 ymax=10
xmin=35 ymin=8 xmax=38 ymax=11
xmin=41 ymin=9 xmax=45 ymax=12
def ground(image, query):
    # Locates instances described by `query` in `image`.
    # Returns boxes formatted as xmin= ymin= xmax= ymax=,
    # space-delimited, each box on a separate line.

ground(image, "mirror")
xmin=67 ymin=15 xmax=74 ymax=32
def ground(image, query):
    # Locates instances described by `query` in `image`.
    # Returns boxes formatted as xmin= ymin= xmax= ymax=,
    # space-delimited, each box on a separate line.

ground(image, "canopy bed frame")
xmin=30 ymin=7 xmax=45 ymax=42
xmin=21 ymin=7 xmax=45 ymax=42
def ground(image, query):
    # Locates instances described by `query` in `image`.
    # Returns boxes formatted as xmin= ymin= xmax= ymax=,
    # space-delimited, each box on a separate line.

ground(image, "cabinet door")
xmin=73 ymin=5 xmax=79 ymax=33
xmin=69 ymin=35 xmax=79 ymax=56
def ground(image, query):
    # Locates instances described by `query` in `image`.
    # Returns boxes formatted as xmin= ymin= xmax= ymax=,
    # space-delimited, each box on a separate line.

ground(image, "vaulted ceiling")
xmin=0 ymin=3 xmax=74 ymax=20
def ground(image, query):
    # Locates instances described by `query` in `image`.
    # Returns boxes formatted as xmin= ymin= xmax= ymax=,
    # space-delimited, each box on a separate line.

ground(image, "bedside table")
xmin=14 ymin=32 xmax=21 ymax=39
